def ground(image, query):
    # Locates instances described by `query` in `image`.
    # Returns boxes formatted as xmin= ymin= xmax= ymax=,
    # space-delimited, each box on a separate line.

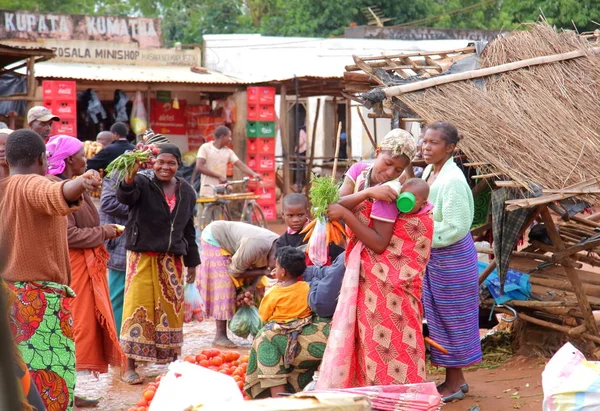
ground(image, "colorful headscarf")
xmin=379 ymin=129 xmax=417 ymax=159
xmin=46 ymin=135 xmax=83 ymax=176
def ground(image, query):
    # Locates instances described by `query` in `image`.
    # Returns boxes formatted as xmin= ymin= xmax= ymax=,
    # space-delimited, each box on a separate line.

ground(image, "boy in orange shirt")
xmin=258 ymin=246 xmax=311 ymax=324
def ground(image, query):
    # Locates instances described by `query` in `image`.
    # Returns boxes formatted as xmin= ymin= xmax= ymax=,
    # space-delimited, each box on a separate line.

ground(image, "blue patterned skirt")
xmin=423 ymin=234 xmax=482 ymax=368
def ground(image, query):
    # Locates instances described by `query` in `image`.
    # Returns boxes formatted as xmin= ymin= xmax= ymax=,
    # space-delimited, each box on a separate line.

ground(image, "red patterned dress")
xmin=317 ymin=163 xmax=434 ymax=389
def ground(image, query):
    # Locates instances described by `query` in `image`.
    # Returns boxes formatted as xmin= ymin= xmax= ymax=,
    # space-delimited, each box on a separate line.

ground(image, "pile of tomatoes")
xmin=128 ymin=349 xmax=250 ymax=410
xmin=127 ymin=374 xmax=162 ymax=411
xmin=183 ymin=349 xmax=250 ymax=399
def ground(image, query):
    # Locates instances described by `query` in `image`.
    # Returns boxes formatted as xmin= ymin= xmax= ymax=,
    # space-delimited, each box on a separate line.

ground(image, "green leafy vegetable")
xmin=309 ymin=176 xmax=340 ymax=221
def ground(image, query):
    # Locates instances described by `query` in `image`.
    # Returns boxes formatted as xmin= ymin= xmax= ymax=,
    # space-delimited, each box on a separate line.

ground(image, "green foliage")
xmin=3 ymin=0 xmax=600 ymax=44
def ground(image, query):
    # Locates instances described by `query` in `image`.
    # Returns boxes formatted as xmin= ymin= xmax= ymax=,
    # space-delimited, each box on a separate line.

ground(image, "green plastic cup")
xmin=396 ymin=192 xmax=416 ymax=213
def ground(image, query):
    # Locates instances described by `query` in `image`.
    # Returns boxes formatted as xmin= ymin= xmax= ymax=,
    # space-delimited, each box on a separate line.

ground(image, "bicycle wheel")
xmin=200 ymin=203 xmax=231 ymax=230
xmin=241 ymin=201 xmax=267 ymax=229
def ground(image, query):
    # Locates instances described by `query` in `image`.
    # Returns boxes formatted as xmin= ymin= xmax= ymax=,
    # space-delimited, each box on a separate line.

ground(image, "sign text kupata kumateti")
xmin=0 ymin=10 xmax=162 ymax=48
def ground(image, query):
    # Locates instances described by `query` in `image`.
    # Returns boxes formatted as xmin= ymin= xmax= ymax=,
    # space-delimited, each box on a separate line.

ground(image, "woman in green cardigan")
xmin=421 ymin=122 xmax=482 ymax=402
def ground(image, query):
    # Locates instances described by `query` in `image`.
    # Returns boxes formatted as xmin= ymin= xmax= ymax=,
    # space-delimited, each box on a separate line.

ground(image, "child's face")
xmin=282 ymin=204 xmax=308 ymax=233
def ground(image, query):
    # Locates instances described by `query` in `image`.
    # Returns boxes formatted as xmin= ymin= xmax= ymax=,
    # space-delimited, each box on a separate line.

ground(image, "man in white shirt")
xmin=195 ymin=126 xmax=260 ymax=197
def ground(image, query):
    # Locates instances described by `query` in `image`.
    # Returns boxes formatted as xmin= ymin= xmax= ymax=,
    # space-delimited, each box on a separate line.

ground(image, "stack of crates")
xmin=246 ymin=86 xmax=277 ymax=220
xmin=42 ymin=81 xmax=77 ymax=137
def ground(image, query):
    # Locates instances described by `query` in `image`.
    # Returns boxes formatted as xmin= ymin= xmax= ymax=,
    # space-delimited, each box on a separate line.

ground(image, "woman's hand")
xmin=80 ymin=170 xmax=102 ymax=191
xmin=327 ymin=204 xmax=348 ymax=221
xmin=367 ymin=185 xmax=398 ymax=203
xmin=124 ymin=162 xmax=140 ymax=185
xmin=186 ymin=267 xmax=197 ymax=284
xmin=102 ymin=224 xmax=121 ymax=240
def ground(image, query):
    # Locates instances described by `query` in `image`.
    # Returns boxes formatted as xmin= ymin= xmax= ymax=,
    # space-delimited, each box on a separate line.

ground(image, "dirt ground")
xmin=77 ymin=219 xmax=548 ymax=410
xmin=75 ymin=319 xmax=547 ymax=411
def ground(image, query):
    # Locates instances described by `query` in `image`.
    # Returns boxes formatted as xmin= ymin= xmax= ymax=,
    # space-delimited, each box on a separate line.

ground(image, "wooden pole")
xmin=478 ymin=260 xmax=497 ymax=285
xmin=332 ymin=97 xmax=338 ymax=153
xmin=331 ymin=122 xmax=342 ymax=181
xmin=345 ymin=99 xmax=352 ymax=161
xmin=382 ymin=48 xmax=599 ymax=98
xmin=540 ymin=207 xmax=600 ymax=338
xmin=280 ymin=85 xmax=290 ymax=196
xmin=305 ymin=98 xmax=321 ymax=194
xmin=356 ymin=106 xmax=377 ymax=149
xmin=25 ymin=57 xmax=36 ymax=114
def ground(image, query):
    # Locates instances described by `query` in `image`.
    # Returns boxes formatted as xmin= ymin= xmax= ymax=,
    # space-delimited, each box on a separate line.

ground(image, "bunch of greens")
xmin=309 ymin=176 xmax=340 ymax=220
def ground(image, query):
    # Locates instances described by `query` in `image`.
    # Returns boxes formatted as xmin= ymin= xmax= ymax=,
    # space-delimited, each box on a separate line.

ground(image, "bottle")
xmin=396 ymin=192 xmax=416 ymax=213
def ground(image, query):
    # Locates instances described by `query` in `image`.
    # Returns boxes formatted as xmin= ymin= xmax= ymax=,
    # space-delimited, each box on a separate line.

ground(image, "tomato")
xmin=240 ymin=363 xmax=248 ymax=371
xmin=240 ymin=355 xmax=249 ymax=363
xmin=155 ymin=375 xmax=162 ymax=383
xmin=184 ymin=355 xmax=196 ymax=364
xmin=136 ymin=399 xmax=148 ymax=407
xmin=232 ymin=375 xmax=242 ymax=382
xmin=198 ymin=359 xmax=210 ymax=367
xmin=230 ymin=352 xmax=241 ymax=361
xmin=147 ymin=383 xmax=158 ymax=390
xmin=232 ymin=360 xmax=240 ymax=366
xmin=211 ymin=356 xmax=224 ymax=366
xmin=143 ymin=390 xmax=155 ymax=402
xmin=237 ymin=381 xmax=244 ymax=390
xmin=196 ymin=354 xmax=208 ymax=362
xmin=137 ymin=407 xmax=147 ymax=411
xmin=208 ymin=366 xmax=219 ymax=372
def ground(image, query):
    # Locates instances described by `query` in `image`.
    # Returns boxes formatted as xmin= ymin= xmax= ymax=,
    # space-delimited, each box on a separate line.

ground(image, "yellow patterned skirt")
xmin=120 ymin=251 xmax=184 ymax=363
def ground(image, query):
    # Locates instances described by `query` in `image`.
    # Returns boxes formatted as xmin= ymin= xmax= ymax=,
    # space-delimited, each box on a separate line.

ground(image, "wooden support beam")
xmin=553 ymin=238 xmax=600 ymax=261
xmin=540 ymin=207 xmax=600 ymax=338
xmin=478 ymin=260 xmax=497 ymax=285
xmin=305 ymin=98 xmax=321 ymax=195
xmin=280 ymin=85 xmax=290 ymax=196
xmin=471 ymin=173 xmax=500 ymax=180
xmin=517 ymin=312 xmax=600 ymax=345
xmin=345 ymin=99 xmax=352 ymax=161
xmin=356 ymin=106 xmax=377 ymax=150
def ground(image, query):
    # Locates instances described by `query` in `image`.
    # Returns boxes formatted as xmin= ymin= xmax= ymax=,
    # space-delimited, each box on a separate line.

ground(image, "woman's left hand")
xmin=186 ymin=266 xmax=197 ymax=284
xmin=327 ymin=204 xmax=347 ymax=221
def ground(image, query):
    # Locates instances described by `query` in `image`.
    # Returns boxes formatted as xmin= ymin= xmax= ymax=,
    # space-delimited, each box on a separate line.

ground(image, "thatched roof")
xmin=356 ymin=24 xmax=600 ymax=191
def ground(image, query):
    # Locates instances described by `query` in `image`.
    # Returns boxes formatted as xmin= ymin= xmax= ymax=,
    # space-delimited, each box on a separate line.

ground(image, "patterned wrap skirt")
xmin=120 ymin=251 xmax=184 ymax=363
xmin=7 ymin=281 xmax=76 ymax=411
xmin=423 ymin=234 xmax=483 ymax=368
xmin=197 ymin=240 xmax=236 ymax=321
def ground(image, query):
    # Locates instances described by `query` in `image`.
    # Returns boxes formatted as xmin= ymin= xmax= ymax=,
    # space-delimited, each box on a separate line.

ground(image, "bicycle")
xmin=196 ymin=177 xmax=268 ymax=230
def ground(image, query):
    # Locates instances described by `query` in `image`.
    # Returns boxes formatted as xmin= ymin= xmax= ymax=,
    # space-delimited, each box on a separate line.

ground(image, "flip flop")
xmin=460 ymin=383 xmax=469 ymax=393
xmin=121 ymin=369 xmax=144 ymax=385
xmin=442 ymin=390 xmax=465 ymax=403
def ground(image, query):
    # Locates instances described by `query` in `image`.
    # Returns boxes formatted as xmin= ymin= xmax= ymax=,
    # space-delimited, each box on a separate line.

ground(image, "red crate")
xmin=50 ymin=119 xmax=77 ymax=137
xmin=257 ymin=105 xmax=275 ymax=121
xmin=47 ymin=100 xmax=77 ymax=119
xmin=248 ymin=171 xmax=276 ymax=190
xmin=247 ymin=87 xmax=276 ymax=105
xmin=254 ymin=187 xmax=276 ymax=203
xmin=261 ymin=203 xmax=278 ymax=221
xmin=247 ymin=104 xmax=259 ymax=121
xmin=247 ymin=138 xmax=275 ymax=155
xmin=248 ymin=154 xmax=275 ymax=172
xmin=43 ymin=80 xmax=77 ymax=99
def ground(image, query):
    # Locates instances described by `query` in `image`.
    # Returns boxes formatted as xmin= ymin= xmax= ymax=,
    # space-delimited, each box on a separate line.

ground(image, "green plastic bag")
xmin=228 ymin=306 xmax=263 ymax=339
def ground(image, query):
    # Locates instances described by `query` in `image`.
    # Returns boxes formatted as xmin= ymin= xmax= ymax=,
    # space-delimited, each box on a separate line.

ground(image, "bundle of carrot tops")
xmin=105 ymin=142 xmax=161 ymax=183
xmin=301 ymin=176 xmax=346 ymax=265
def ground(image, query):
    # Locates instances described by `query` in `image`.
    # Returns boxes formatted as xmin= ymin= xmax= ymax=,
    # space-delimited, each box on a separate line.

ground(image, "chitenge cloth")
xmin=120 ymin=251 xmax=184 ymax=363
xmin=7 ymin=281 xmax=76 ymax=411
xmin=317 ymin=198 xmax=433 ymax=389
xmin=423 ymin=234 xmax=482 ymax=368
xmin=244 ymin=315 xmax=330 ymax=398
xmin=197 ymin=240 xmax=236 ymax=321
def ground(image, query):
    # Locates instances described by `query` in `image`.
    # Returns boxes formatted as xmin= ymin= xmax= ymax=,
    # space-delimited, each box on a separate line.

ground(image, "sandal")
xmin=442 ymin=390 xmax=465 ymax=403
xmin=121 ymin=369 xmax=144 ymax=385
xmin=213 ymin=339 xmax=238 ymax=349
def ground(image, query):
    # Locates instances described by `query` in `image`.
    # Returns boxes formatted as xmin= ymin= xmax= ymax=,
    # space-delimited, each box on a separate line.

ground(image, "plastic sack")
xmin=184 ymin=283 xmax=205 ymax=323
xmin=149 ymin=360 xmax=243 ymax=411
xmin=308 ymin=218 xmax=328 ymax=267
xmin=228 ymin=305 xmax=262 ymax=339
xmin=130 ymin=91 xmax=148 ymax=135
xmin=542 ymin=342 xmax=600 ymax=410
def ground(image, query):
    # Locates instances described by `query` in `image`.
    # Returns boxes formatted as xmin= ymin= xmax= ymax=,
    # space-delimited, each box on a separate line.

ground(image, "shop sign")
xmin=150 ymin=99 xmax=187 ymax=135
xmin=2 ymin=39 xmax=201 ymax=66
xmin=156 ymin=90 xmax=172 ymax=102
xmin=0 ymin=10 xmax=162 ymax=48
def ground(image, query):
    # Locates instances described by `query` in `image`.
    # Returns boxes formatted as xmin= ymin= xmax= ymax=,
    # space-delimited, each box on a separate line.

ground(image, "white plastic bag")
xmin=149 ymin=360 xmax=243 ymax=411
xmin=308 ymin=218 xmax=328 ymax=267
xmin=542 ymin=342 xmax=600 ymax=410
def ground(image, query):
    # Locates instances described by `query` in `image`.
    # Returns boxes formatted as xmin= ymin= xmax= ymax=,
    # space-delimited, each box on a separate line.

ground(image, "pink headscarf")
xmin=46 ymin=135 xmax=84 ymax=176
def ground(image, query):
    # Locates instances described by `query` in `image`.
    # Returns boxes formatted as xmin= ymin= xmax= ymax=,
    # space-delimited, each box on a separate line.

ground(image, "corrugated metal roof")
xmin=0 ymin=42 xmax=55 ymax=69
xmin=28 ymin=62 xmax=242 ymax=84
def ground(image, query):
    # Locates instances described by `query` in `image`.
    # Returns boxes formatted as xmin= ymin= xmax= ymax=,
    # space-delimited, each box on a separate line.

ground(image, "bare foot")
xmin=213 ymin=337 xmax=237 ymax=348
